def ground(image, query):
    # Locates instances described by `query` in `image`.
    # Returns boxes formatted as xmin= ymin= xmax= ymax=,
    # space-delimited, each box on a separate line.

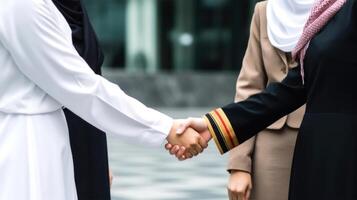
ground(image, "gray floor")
xmin=108 ymin=108 xmax=229 ymax=200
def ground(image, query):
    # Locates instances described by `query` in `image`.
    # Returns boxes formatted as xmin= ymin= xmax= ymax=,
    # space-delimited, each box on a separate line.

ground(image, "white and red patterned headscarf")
xmin=292 ymin=0 xmax=347 ymax=82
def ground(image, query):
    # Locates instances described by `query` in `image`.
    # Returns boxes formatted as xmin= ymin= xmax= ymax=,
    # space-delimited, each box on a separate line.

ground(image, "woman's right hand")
xmin=166 ymin=118 xmax=212 ymax=160
xmin=227 ymin=170 xmax=252 ymax=200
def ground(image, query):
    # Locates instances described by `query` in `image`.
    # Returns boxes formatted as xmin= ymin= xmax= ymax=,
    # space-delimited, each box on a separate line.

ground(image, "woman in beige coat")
xmin=227 ymin=1 xmax=313 ymax=200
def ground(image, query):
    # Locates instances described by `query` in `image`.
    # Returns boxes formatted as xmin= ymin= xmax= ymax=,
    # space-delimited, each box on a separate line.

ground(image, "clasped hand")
xmin=166 ymin=118 xmax=212 ymax=160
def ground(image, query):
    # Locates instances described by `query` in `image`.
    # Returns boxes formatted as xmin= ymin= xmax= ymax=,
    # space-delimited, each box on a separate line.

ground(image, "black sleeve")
xmin=204 ymin=66 xmax=306 ymax=154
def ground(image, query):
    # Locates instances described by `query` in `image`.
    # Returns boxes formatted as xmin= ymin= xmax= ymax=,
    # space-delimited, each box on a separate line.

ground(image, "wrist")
xmin=230 ymin=169 xmax=251 ymax=175
xmin=230 ymin=169 xmax=240 ymax=173
xmin=167 ymin=120 xmax=186 ymax=144
xmin=167 ymin=121 xmax=178 ymax=140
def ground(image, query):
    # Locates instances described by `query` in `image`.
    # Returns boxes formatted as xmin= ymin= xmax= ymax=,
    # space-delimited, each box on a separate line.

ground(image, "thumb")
xmin=246 ymin=188 xmax=252 ymax=200
xmin=165 ymin=143 xmax=173 ymax=150
xmin=198 ymin=136 xmax=208 ymax=149
xmin=201 ymin=130 xmax=212 ymax=143
xmin=176 ymin=119 xmax=192 ymax=134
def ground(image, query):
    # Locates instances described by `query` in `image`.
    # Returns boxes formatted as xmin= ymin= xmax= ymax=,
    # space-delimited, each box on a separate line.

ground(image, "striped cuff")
xmin=204 ymin=108 xmax=239 ymax=154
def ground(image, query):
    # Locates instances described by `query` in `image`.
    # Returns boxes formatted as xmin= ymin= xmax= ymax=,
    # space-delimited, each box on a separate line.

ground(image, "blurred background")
xmin=82 ymin=0 xmax=260 ymax=199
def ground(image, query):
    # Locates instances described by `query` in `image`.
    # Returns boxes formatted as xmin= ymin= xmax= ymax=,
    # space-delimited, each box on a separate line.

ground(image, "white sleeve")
xmin=0 ymin=0 xmax=173 ymax=147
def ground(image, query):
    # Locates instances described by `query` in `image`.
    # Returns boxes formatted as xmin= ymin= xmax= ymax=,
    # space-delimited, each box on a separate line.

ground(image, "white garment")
xmin=0 ymin=0 xmax=173 ymax=199
xmin=267 ymin=0 xmax=315 ymax=52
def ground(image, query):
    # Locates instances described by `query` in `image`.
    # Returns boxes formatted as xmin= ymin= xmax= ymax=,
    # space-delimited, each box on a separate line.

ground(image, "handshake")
xmin=165 ymin=118 xmax=212 ymax=160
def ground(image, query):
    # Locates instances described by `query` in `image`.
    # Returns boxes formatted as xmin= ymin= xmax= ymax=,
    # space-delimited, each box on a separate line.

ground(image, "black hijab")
xmin=52 ymin=0 xmax=104 ymax=74
xmin=51 ymin=2 xmax=111 ymax=200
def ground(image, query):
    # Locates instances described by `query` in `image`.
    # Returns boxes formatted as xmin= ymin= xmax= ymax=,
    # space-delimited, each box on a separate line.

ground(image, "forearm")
xmin=227 ymin=136 xmax=256 ymax=173
xmin=2 ymin=1 xmax=173 ymax=147
xmin=205 ymin=66 xmax=306 ymax=154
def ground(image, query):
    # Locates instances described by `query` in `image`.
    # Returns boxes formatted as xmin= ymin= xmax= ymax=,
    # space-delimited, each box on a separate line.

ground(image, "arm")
xmin=226 ymin=5 xmax=267 ymax=199
xmin=227 ymin=170 xmax=252 ymax=200
xmin=204 ymin=66 xmax=306 ymax=154
xmin=228 ymin=2 xmax=267 ymax=173
xmin=165 ymin=3 xmax=267 ymax=161
xmin=0 ymin=1 xmax=181 ymax=147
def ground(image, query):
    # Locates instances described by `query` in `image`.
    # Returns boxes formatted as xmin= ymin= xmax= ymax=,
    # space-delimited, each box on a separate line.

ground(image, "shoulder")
xmin=0 ymin=0 xmax=60 ymax=47
xmin=254 ymin=1 xmax=267 ymax=16
xmin=251 ymin=1 xmax=268 ymax=28
xmin=0 ymin=0 xmax=57 ymax=31
xmin=0 ymin=0 xmax=50 ymax=20
xmin=249 ymin=1 xmax=269 ymax=38
xmin=1 ymin=0 xmax=46 ymax=11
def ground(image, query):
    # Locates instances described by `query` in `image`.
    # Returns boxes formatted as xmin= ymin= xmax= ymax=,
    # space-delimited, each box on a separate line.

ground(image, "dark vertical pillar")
xmin=230 ymin=0 xmax=251 ymax=72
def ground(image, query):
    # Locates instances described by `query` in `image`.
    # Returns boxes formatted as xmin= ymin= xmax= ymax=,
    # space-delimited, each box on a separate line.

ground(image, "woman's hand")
xmin=165 ymin=118 xmax=212 ymax=160
xmin=166 ymin=120 xmax=208 ymax=158
xmin=227 ymin=170 xmax=252 ymax=200
xmin=109 ymin=168 xmax=114 ymax=188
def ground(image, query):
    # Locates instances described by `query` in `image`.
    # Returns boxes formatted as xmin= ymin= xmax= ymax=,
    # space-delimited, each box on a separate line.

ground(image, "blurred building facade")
xmin=83 ymin=0 xmax=260 ymax=72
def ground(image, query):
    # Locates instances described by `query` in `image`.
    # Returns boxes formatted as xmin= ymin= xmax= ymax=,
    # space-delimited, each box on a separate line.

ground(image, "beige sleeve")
xmin=227 ymin=3 xmax=267 ymax=173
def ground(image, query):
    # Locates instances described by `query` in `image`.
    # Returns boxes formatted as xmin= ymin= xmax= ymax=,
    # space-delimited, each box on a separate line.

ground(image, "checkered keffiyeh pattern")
xmin=292 ymin=0 xmax=347 ymax=82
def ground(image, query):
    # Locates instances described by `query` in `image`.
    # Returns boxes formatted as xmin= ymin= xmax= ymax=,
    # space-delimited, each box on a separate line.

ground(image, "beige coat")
xmin=227 ymin=2 xmax=305 ymax=200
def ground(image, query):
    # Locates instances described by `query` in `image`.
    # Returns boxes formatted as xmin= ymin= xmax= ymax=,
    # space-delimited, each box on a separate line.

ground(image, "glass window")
xmin=83 ymin=0 xmax=257 ymax=72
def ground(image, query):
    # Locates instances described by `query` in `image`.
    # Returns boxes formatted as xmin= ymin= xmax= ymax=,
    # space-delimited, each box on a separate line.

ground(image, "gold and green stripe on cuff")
xmin=204 ymin=108 xmax=239 ymax=154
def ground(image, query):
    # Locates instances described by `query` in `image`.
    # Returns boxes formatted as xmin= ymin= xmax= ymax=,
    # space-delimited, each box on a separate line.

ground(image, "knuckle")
xmin=236 ymin=188 xmax=244 ymax=194
xmin=233 ymin=187 xmax=240 ymax=192
xmin=232 ymin=190 xmax=239 ymax=195
xmin=187 ymin=117 xmax=194 ymax=122
xmin=227 ymin=186 xmax=232 ymax=191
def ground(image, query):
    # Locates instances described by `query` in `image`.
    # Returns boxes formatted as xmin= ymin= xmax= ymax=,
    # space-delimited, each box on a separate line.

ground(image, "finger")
xmin=228 ymin=188 xmax=238 ymax=200
xmin=170 ymin=145 xmax=180 ymax=155
xmin=198 ymin=137 xmax=208 ymax=150
xmin=232 ymin=190 xmax=238 ymax=200
xmin=179 ymin=155 xmax=186 ymax=161
xmin=197 ymin=137 xmax=204 ymax=153
xmin=228 ymin=188 xmax=233 ymax=200
xmin=244 ymin=187 xmax=252 ymax=200
xmin=245 ymin=188 xmax=251 ymax=200
xmin=193 ymin=143 xmax=203 ymax=154
xmin=238 ymin=191 xmax=245 ymax=200
xmin=168 ymin=145 xmax=177 ymax=155
xmin=188 ymin=147 xmax=198 ymax=156
xmin=176 ymin=119 xmax=192 ymax=134
xmin=201 ymin=130 xmax=212 ymax=143
xmin=185 ymin=152 xmax=193 ymax=159
xmin=189 ymin=117 xmax=207 ymax=131
xmin=165 ymin=143 xmax=173 ymax=150
xmin=109 ymin=169 xmax=114 ymax=188
xmin=175 ymin=146 xmax=186 ymax=158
